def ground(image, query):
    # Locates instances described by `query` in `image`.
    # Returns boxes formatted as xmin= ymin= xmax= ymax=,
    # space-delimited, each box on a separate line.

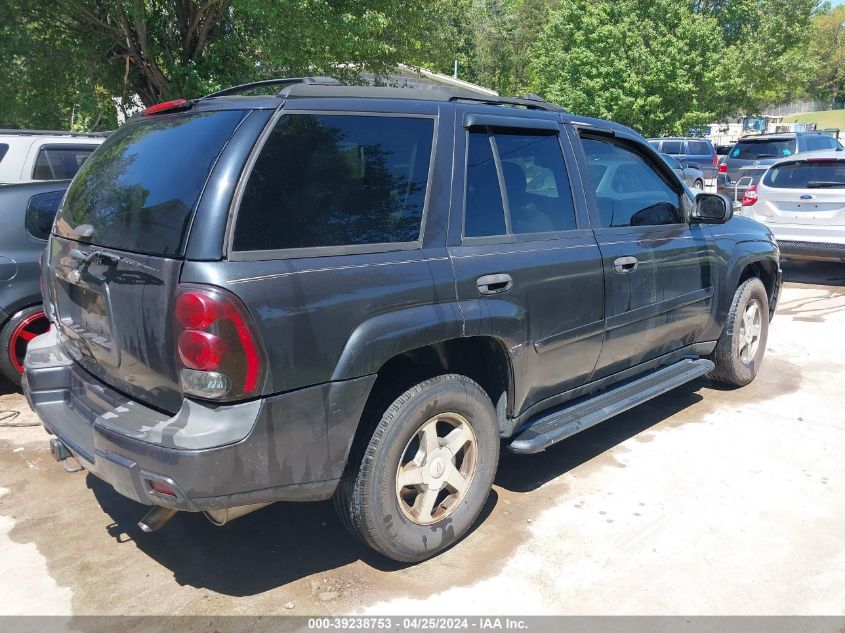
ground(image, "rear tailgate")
xmin=46 ymin=108 xmax=249 ymax=414
xmin=758 ymin=159 xmax=845 ymax=226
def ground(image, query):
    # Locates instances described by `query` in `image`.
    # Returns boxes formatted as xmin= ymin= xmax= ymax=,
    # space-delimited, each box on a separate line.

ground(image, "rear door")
xmin=46 ymin=108 xmax=252 ymax=413
xmin=571 ymin=127 xmax=714 ymax=379
xmin=448 ymin=111 xmax=604 ymax=414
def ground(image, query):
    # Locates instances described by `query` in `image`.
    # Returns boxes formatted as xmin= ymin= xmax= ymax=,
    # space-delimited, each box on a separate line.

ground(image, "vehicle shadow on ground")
xmin=781 ymin=260 xmax=845 ymax=287
xmin=496 ymin=381 xmax=705 ymax=493
xmin=89 ymin=474 xmax=498 ymax=596
xmin=89 ymin=380 xmax=707 ymax=596
xmin=0 ymin=376 xmax=21 ymax=396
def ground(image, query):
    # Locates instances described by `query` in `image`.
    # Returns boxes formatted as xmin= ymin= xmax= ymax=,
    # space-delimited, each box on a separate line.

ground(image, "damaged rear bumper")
xmin=23 ymin=329 xmax=375 ymax=511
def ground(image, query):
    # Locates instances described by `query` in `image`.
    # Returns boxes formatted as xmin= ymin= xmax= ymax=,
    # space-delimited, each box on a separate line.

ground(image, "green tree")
xmin=530 ymin=0 xmax=736 ymax=136
xmin=0 ymin=0 xmax=461 ymax=130
xmin=807 ymin=4 xmax=845 ymax=102
xmin=693 ymin=0 xmax=819 ymax=110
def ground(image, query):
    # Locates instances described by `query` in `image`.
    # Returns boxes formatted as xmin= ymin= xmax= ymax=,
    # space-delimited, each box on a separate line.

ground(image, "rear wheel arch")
xmin=337 ymin=336 xmax=514 ymax=484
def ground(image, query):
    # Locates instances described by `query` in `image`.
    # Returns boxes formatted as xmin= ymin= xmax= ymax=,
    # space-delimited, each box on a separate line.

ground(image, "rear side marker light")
xmin=147 ymin=479 xmax=176 ymax=498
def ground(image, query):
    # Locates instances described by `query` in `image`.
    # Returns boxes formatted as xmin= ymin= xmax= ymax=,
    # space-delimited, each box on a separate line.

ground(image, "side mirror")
xmin=692 ymin=193 xmax=733 ymax=224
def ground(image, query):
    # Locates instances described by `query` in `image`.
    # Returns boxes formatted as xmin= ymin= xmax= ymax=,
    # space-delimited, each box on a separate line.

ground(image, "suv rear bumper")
xmin=23 ymin=330 xmax=375 ymax=511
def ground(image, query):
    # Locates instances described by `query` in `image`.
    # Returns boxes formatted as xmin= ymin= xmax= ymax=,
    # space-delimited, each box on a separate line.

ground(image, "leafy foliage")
xmin=807 ymin=4 xmax=845 ymax=102
xmin=530 ymin=0 xmax=735 ymax=136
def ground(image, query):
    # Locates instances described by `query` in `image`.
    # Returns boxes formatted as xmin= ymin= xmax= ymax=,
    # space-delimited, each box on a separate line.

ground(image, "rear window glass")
xmin=233 ymin=114 xmax=434 ymax=252
xmin=26 ymin=190 xmax=65 ymax=240
xmin=32 ymin=146 xmax=95 ymax=180
xmin=730 ymin=139 xmax=796 ymax=160
xmin=661 ymin=141 xmax=683 ymax=154
xmin=763 ymin=161 xmax=845 ymax=188
xmin=56 ymin=110 xmax=245 ymax=256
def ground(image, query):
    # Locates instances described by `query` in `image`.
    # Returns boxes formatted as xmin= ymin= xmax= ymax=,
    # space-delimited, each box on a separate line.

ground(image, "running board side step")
xmin=508 ymin=358 xmax=714 ymax=454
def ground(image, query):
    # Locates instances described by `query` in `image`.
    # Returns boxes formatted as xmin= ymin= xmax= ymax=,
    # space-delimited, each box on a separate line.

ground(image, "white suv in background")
xmin=740 ymin=150 xmax=845 ymax=262
xmin=0 ymin=129 xmax=107 ymax=184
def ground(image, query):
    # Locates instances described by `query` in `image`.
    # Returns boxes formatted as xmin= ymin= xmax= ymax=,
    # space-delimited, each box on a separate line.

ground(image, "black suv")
xmin=24 ymin=78 xmax=781 ymax=562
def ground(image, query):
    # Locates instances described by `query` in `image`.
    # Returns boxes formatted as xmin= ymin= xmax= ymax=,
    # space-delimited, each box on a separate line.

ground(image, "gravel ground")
xmin=0 ymin=260 xmax=843 ymax=617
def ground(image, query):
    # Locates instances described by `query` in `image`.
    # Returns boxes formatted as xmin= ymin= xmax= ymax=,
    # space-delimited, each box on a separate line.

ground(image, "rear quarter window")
xmin=661 ymin=141 xmax=684 ymax=154
xmin=0 ymin=144 xmax=8 ymax=164
xmin=55 ymin=110 xmax=246 ymax=256
xmin=232 ymin=113 xmax=434 ymax=253
xmin=687 ymin=141 xmax=711 ymax=155
xmin=32 ymin=145 xmax=96 ymax=180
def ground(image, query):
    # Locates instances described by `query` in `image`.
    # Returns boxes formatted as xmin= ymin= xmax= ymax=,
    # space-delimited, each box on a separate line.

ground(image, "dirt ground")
xmin=0 ymin=260 xmax=843 ymax=616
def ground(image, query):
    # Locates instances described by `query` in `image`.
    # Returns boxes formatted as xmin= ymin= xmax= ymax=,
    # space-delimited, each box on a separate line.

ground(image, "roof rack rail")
xmin=0 ymin=129 xmax=110 ymax=137
xmin=448 ymin=94 xmax=567 ymax=112
xmin=204 ymin=77 xmax=341 ymax=98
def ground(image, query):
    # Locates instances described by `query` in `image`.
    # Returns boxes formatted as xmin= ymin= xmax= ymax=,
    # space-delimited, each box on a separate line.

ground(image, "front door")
xmin=571 ymin=128 xmax=714 ymax=380
xmin=448 ymin=112 xmax=605 ymax=416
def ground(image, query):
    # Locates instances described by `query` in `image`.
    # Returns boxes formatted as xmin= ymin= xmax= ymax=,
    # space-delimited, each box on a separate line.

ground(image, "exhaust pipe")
xmin=204 ymin=502 xmax=273 ymax=526
xmin=137 ymin=506 xmax=179 ymax=533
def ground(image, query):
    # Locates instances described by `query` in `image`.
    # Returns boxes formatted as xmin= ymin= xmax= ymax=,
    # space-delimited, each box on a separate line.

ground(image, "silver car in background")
xmin=661 ymin=153 xmax=705 ymax=190
xmin=739 ymin=151 xmax=845 ymax=261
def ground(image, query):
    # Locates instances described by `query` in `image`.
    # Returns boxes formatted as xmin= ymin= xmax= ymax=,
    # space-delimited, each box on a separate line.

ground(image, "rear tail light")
xmin=718 ymin=162 xmax=727 ymax=174
xmin=712 ymin=154 xmax=718 ymax=166
xmin=173 ymin=285 xmax=265 ymax=400
xmin=741 ymin=184 xmax=758 ymax=207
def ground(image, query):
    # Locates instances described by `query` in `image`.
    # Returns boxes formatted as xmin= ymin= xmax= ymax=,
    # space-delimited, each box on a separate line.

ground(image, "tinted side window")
xmin=580 ymin=138 xmax=681 ymax=228
xmin=494 ymin=132 xmax=576 ymax=233
xmin=688 ymin=141 xmax=711 ymax=155
xmin=662 ymin=141 xmax=684 ymax=154
xmin=234 ymin=114 xmax=433 ymax=252
xmin=0 ymin=144 xmax=8 ymax=164
xmin=465 ymin=132 xmax=507 ymax=237
xmin=32 ymin=146 xmax=95 ymax=180
xmin=26 ymin=190 xmax=64 ymax=240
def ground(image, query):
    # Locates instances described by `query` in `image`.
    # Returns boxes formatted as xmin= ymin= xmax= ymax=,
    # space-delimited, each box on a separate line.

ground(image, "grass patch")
xmin=782 ymin=109 xmax=845 ymax=131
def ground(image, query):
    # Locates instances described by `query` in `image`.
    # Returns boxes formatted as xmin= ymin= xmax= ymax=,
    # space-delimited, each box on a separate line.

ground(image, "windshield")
xmin=55 ymin=109 xmax=246 ymax=256
xmin=730 ymin=139 xmax=796 ymax=160
xmin=763 ymin=161 xmax=845 ymax=189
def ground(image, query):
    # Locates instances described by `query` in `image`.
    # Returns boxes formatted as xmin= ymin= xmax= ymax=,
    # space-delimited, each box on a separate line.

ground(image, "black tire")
xmin=709 ymin=278 xmax=769 ymax=387
xmin=0 ymin=306 xmax=49 ymax=386
xmin=693 ymin=179 xmax=704 ymax=190
xmin=334 ymin=374 xmax=500 ymax=562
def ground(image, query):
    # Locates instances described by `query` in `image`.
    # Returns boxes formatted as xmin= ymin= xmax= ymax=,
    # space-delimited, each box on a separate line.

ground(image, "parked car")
xmin=661 ymin=153 xmax=705 ymax=190
xmin=0 ymin=181 xmax=68 ymax=383
xmin=648 ymin=137 xmax=717 ymax=180
xmin=717 ymin=132 xmax=844 ymax=200
xmin=0 ymin=130 xmax=106 ymax=185
xmin=24 ymin=79 xmax=781 ymax=562
xmin=739 ymin=151 xmax=845 ymax=261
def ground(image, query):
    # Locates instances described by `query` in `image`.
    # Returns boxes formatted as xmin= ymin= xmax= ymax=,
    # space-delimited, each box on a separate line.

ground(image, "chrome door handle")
xmin=613 ymin=256 xmax=638 ymax=273
xmin=476 ymin=273 xmax=513 ymax=295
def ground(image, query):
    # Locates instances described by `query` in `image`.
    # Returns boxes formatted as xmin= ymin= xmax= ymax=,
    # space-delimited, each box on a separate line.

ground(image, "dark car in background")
xmin=0 ymin=181 xmax=68 ymax=384
xmin=648 ymin=137 xmax=717 ymax=180
xmin=717 ymin=132 xmax=844 ymax=200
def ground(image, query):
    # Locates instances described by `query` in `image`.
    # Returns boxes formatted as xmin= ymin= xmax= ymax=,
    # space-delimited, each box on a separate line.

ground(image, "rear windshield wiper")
xmin=805 ymin=181 xmax=845 ymax=188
